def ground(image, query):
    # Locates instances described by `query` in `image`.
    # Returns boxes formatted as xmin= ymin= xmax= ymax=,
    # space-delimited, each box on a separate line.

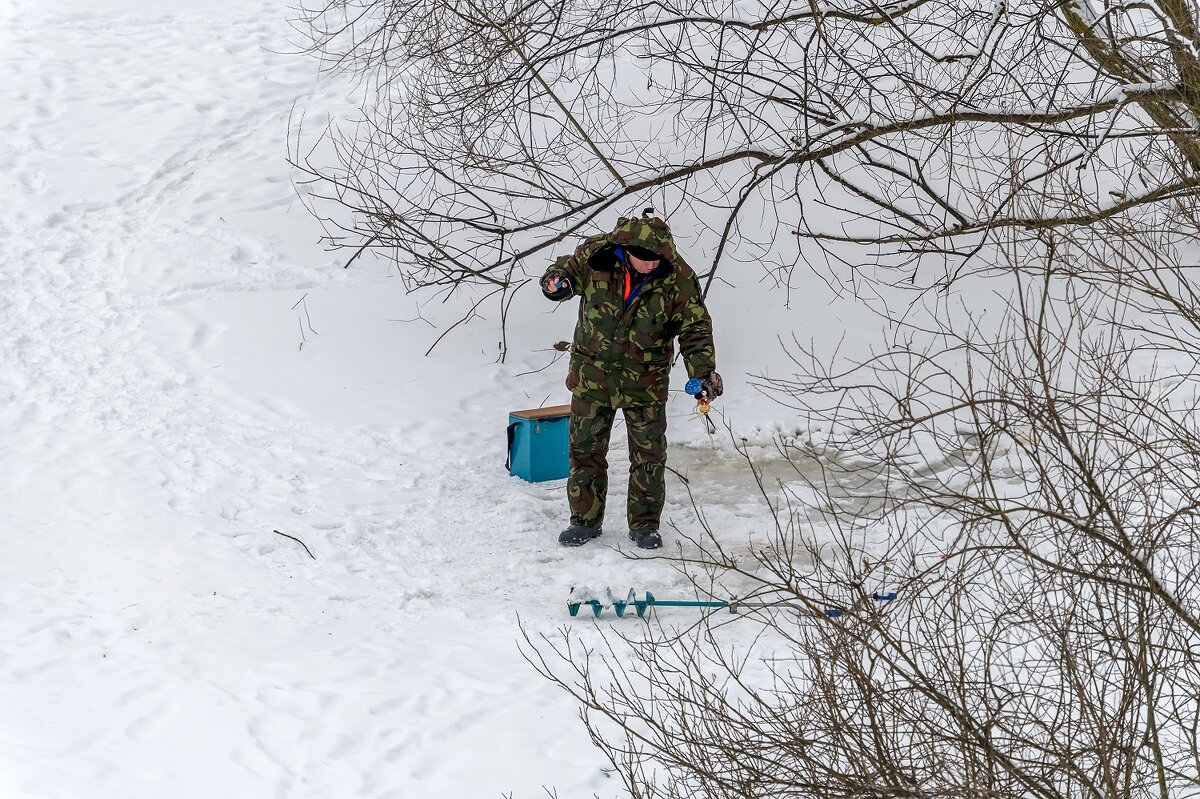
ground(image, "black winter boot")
xmin=629 ymin=529 xmax=662 ymax=549
xmin=558 ymin=523 xmax=602 ymax=547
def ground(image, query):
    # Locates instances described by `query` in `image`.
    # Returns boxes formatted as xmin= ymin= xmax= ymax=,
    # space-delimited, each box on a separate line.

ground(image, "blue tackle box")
xmin=506 ymin=404 xmax=571 ymax=482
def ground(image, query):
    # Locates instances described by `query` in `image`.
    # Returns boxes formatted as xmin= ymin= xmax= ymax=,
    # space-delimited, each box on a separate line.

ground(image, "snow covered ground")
xmin=0 ymin=1 xmax=878 ymax=796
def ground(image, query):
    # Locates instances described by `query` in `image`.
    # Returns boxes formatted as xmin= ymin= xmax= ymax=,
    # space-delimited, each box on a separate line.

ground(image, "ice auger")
xmin=568 ymin=587 xmax=897 ymax=619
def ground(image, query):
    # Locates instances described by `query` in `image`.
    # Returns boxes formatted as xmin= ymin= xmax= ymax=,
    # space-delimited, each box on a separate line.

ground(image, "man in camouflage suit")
xmin=541 ymin=210 xmax=722 ymax=549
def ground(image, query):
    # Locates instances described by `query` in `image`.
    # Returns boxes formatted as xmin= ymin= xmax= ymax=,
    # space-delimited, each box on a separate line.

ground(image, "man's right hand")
xmin=542 ymin=274 xmax=572 ymax=300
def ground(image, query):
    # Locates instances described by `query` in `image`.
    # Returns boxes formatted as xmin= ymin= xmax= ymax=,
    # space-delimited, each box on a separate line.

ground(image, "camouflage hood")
xmin=606 ymin=214 xmax=680 ymax=268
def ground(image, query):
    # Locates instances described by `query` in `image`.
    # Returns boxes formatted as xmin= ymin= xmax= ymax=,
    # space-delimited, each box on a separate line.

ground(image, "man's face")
xmin=627 ymin=252 xmax=661 ymax=274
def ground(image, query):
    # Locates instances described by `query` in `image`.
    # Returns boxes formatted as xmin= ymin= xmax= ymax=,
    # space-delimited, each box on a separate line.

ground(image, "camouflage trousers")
xmin=567 ymin=395 xmax=668 ymax=531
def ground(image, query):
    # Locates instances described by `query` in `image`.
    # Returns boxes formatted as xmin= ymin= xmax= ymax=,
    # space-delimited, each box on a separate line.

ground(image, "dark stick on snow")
xmin=273 ymin=529 xmax=316 ymax=560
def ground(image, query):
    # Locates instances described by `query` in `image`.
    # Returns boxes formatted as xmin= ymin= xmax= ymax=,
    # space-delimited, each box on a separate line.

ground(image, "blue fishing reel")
xmin=685 ymin=377 xmax=712 ymax=416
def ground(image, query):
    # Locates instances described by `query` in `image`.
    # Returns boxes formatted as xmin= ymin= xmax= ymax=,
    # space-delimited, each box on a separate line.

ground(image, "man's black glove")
xmin=700 ymin=372 xmax=724 ymax=399
xmin=542 ymin=273 xmax=573 ymax=301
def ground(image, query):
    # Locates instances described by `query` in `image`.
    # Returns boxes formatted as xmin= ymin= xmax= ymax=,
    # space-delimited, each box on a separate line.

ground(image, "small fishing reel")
xmin=685 ymin=377 xmax=711 ymax=414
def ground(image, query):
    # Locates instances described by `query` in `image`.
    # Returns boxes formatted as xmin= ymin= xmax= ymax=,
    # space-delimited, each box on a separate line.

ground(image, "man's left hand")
xmin=700 ymin=372 xmax=724 ymax=399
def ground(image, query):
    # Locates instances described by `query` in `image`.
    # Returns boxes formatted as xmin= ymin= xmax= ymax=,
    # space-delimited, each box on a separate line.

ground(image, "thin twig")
xmin=273 ymin=529 xmax=316 ymax=560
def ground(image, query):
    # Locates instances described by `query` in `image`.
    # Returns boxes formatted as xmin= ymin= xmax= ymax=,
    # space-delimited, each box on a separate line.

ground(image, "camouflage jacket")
xmin=542 ymin=216 xmax=716 ymax=407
